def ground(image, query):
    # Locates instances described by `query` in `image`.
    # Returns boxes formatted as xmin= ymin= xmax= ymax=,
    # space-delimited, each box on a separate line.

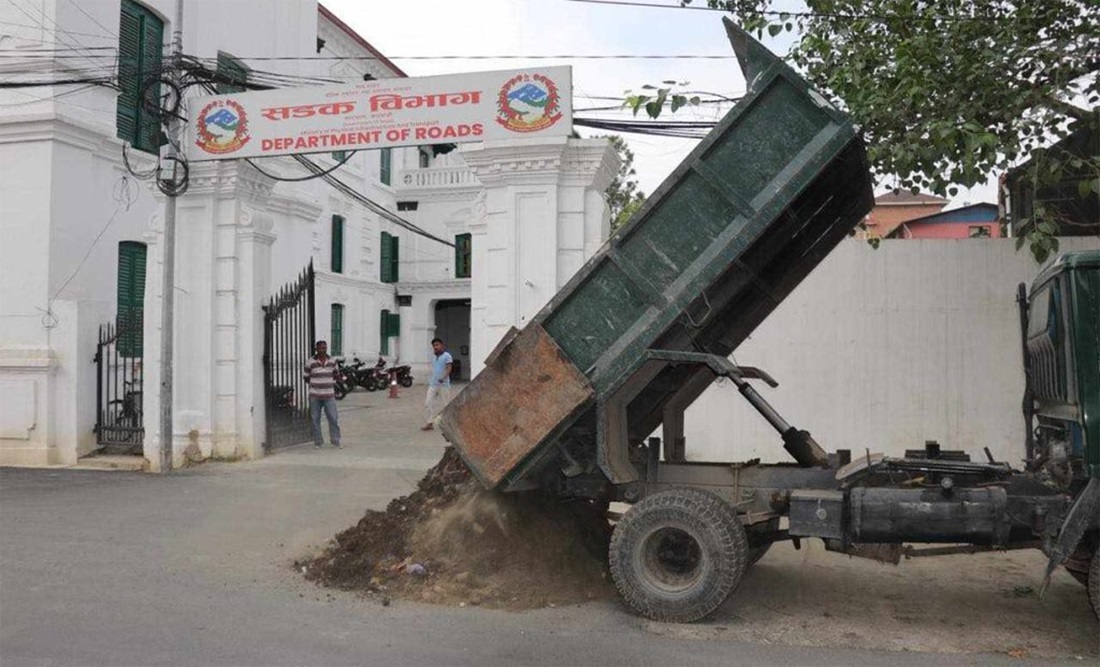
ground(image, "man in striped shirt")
xmin=304 ymin=340 xmax=341 ymax=449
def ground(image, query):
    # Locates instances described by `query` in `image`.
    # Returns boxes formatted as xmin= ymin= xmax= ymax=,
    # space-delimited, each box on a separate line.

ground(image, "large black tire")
xmin=1089 ymin=547 xmax=1099 ymax=622
xmin=609 ymin=487 xmax=748 ymax=623
xmin=333 ymin=382 xmax=348 ymax=400
xmin=399 ymin=375 xmax=413 ymax=388
xmin=363 ymin=376 xmax=379 ymax=392
xmin=1065 ymin=541 xmax=1094 ymax=586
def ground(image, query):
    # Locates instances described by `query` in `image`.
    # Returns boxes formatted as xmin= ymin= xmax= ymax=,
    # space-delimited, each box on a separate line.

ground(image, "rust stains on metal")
xmin=440 ymin=323 xmax=594 ymax=489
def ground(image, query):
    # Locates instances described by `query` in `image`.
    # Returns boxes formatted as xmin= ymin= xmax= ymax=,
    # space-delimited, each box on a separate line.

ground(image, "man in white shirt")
xmin=421 ymin=337 xmax=453 ymax=431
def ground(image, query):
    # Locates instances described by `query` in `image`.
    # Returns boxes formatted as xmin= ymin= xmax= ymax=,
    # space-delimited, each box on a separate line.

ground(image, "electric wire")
xmin=0 ymin=19 xmax=119 ymax=39
xmin=2 ymin=0 xmax=112 ymax=74
xmin=561 ymin=0 xmax=1031 ymax=21
xmin=245 ymin=151 xmax=355 ymax=182
xmin=62 ymin=0 xmax=119 ymax=41
xmin=291 ymin=155 xmax=455 ymax=248
xmin=48 ymin=176 xmax=138 ymax=308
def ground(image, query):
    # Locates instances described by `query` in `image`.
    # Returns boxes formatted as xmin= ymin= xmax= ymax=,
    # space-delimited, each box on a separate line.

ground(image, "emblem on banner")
xmin=495 ymin=73 xmax=563 ymax=133
xmin=195 ymin=99 xmax=251 ymax=154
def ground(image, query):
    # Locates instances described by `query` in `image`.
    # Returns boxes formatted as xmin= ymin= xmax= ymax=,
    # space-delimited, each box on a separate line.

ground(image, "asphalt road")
xmin=1 ymin=390 xmax=1095 ymax=666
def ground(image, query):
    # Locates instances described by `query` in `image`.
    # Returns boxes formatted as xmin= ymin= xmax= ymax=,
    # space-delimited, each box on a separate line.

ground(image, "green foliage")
xmin=623 ymin=81 xmax=702 ymax=119
xmin=601 ymin=135 xmax=648 ymax=231
xmin=678 ymin=0 xmax=1099 ymax=261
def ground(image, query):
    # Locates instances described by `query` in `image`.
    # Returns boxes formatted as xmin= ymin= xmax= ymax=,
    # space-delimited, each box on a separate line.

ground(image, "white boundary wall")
xmin=685 ymin=237 xmax=1100 ymax=465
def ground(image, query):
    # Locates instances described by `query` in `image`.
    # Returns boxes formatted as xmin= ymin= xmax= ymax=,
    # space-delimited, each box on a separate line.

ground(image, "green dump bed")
xmin=441 ymin=19 xmax=875 ymax=490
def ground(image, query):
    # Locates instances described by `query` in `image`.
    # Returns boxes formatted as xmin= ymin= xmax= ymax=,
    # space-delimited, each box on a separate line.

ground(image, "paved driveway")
xmin=1 ymin=386 xmax=1096 ymax=665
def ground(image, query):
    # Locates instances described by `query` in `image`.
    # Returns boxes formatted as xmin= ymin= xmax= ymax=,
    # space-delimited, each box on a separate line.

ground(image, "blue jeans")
xmin=310 ymin=398 xmax=341 ymax=446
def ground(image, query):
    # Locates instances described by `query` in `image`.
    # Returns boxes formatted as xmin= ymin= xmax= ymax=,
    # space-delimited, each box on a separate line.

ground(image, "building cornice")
xmin=0 ymin=113 xmax=137 ymax=165
xmin=395 ymin=279 xmax=472 ymax=296
xmin=0 ymin=347 xmax=56 ymax=372
xmin=460 ymin=137 xmax=618 ymax=190
xmin=564 ymin=139 xmax=619 ymax=192
xmin=175 ymin=161 xmax=276 ymax=202
xmin=460 ymin=138 xmax=569 ymax=186
xmin=266 ymin=186 xmax=324 ymax=221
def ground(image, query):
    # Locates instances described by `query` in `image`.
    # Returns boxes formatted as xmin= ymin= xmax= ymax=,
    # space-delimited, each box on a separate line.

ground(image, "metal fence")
xmin=263 ymin=262 xmax=316 ymax=450
xmin=94 ymin=316 xmax=144 ymax=454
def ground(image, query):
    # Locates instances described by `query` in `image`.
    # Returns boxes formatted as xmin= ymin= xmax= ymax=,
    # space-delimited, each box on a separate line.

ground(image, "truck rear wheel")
xmin=1065 ymin=541 xmax=1093 ymax=586
xmin=1089 ymin=547 xmax=1099 ymax=621
xmin=609 ymin=487 xmax=747 ymax=623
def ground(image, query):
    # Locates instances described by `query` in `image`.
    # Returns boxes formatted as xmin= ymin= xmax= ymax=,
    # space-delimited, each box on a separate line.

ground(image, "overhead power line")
xmin=184 ymin=53 xmax=739 ymax=61
xmin=574 ymin=116 xmax=716 ymax=138
xmin=562 ymin=0 xmax=1028 ymax=21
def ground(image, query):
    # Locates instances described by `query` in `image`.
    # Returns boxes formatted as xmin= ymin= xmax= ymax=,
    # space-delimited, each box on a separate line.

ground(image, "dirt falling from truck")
xmin=298 ymin=447 xmax=614 ymax=610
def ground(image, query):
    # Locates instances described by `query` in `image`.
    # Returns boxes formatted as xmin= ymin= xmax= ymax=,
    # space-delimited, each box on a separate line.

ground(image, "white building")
xmin=0 ymin=0 xmax=618 ymax=468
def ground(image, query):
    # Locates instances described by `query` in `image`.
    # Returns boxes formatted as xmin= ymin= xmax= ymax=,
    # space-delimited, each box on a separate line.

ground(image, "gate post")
xmin=237 ymin=209 xmax=276 ymax=459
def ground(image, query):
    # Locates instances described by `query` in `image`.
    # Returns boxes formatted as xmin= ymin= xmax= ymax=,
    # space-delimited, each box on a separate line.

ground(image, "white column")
xmin=459 ymin=137 xmax=618 ymax=377
xmin=143 ymin=161 xmax=275 ymax=469
xmin=236 ymin=209 xmax=275 ymax=459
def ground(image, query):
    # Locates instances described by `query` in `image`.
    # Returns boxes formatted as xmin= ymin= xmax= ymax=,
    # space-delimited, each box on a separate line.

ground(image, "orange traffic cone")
xmin=388 ymin=372 xmax=399 ymax=399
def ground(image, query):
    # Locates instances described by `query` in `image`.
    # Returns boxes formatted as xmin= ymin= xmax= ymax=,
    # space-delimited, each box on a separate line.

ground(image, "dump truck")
xmin=440 ymin=18 xmax=1100 ymax=624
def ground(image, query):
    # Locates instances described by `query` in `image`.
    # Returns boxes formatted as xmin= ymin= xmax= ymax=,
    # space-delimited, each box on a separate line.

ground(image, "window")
xmin=331 ymin=304 xmax=344 ymax=356
xmin=968 ymin=225 xmax=991 ymax=238
xmin=455 ymin=233 xmax=472 ymax=278
xmin=380 ymin=231 xmax=399 ymax=283
xmin=117 ymin=241 xmax=147 ymax=357
xmin=332 ymin=150 xmax=349 ymax=162
xmin=331 ymin=215 xmax=344 ymax=274
xmin=379 ymin=309 xmax=400 ymax=355
xmin=116 ymin=0 xmax=164 ymax=153
xmin=380 ymin=148 xmax=392 ymax=186
xmin=215 ymin=52 xmax=248 ymax=94
xmin=419 ymin=148 xmax=431 ymax=169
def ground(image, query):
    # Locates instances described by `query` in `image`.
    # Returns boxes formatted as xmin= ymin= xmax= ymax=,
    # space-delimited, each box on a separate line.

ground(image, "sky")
xmin=321 ymin=0 xmax=997 ymax=208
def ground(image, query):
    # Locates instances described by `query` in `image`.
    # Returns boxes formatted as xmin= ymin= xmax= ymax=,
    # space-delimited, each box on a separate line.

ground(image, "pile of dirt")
xmin=298 ymin=447 xmax=614 ymax=610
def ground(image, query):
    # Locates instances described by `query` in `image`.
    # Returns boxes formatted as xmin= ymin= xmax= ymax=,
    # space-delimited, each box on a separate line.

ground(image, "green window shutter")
xmin=379 ymin=309 xmax=390 ymax=355
xmin=331 ymin=304 xmax=344 ymax=356
xmin=215 ymin=52 xmax=248 ymax=94
xmin=116 ymin=0 xmax=163 ymax=153
xmin=455 ymin=233 xmax=472 ymax=278
xmin=116 ymin=2 xmax=141 ymax=147
xmin=332 ymin=150 xmax=348 ymax=161
xmin=386 ymin=312 xmax=401 ymax=337
xmin=380 ymin=231 xmax=392 ymax=283
xmin=390 ymin=234 xmax=399 ymax=282
xmin=137 ymin=11 xmax=163 ymax=152
xmin=331 ymin=215 xmax=344 ymax=274
xmin=116 ymin=241 xmax=147 ymax=357
xmin=380 ymin=148 xmax=392 ymax=186
xmin=380 ymin=232 xmax=399 ymax=283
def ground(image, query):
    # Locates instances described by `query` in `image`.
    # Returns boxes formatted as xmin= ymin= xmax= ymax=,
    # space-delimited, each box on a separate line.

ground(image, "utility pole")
xmin=158 ymin=0 xmax=184 ymax=473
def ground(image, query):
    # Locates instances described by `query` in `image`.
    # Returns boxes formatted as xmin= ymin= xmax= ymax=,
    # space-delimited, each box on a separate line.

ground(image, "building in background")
xmin=861 ymin=191 xmax=948 ymax=239
xmin=886 ymin=202 xmax=1001 ymax=239
xmin=0 ymin=0 xmax=616 ymax=467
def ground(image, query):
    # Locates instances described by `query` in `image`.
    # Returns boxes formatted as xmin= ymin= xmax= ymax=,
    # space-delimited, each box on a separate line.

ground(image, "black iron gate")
xmin=94 ymin=317 xmax=144 ymax=454
xmin=263 ymin=262 xmax=316 ymax=450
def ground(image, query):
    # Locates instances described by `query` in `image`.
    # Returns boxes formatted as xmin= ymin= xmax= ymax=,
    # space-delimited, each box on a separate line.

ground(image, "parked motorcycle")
xmin=360 ymin=357 xmax=389 ymax=392
xmin=388 ymin=363 xmax=414 ymax=388
xmin=343 ymin=357 xmax=370 ymax=391
xmin=332 ymin=358 xmax=352 ymax=400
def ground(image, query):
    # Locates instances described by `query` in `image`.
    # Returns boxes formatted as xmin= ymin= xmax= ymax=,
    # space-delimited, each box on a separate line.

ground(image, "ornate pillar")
xmin=459 ymin=137 xmax=618 ymax=377
xmin=142 ymin=161 xmax=275 ymax=469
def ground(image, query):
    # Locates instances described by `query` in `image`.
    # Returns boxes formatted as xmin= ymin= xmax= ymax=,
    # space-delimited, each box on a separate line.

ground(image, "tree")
xmin=603 ymin=135 xmax=648 ymax=230
xmin=681 ymin=0 xmax=1100 ymax=261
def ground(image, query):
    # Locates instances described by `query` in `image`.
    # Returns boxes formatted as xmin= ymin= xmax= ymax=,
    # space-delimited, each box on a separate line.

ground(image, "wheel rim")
xmin=636 ymin=526 xmax=706 ymax=594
